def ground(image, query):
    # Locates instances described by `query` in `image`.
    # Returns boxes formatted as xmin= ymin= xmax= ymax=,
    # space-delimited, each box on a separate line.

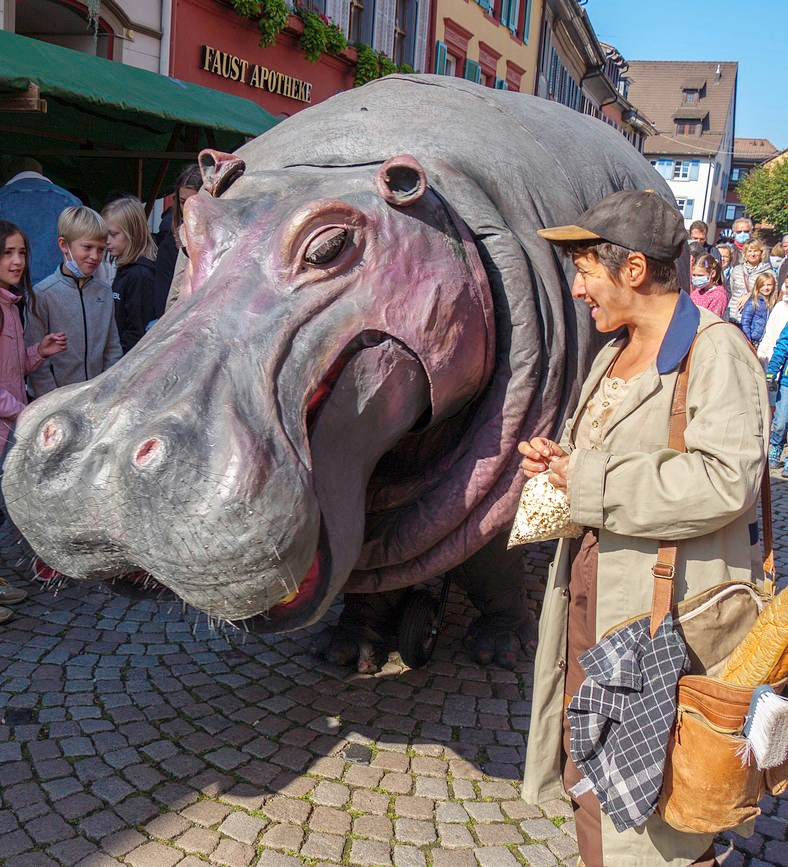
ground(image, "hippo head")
xmin=4 ymin=152 xmax=495 ymax=630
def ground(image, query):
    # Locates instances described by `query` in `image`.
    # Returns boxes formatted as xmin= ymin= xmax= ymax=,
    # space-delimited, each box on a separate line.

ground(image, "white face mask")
xmin=64 ymin=247 xmax=87 ymax=280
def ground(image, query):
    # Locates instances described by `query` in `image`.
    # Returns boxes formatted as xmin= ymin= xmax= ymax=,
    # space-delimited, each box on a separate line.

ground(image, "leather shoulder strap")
xmin=650 ymin=321 xmax=774 ymax=636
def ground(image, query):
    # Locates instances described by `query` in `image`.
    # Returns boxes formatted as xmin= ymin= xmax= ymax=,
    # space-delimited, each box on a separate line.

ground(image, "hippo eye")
xmin=304 ymin=227 xmax=348 ymax=265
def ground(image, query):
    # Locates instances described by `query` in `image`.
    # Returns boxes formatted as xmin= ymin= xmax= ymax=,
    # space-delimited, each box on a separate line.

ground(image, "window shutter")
xmin=413 ymin=0 xmax=430 ymax=72
xmin=690 ymin=160 xmax=700 ymax=181
xmin=464 ymin=58 xmax=482 ymax=84
xmin=434 ymin=41 xmax=447 ymax=75
xmin=500 ymin=0 xmax=509 ymax=27
xmin=547 ymin=47 xmax=555 ymax=94
xmin=523 ymin=0 xmax=532 ymax=43
xmin=655 ymin=159 xmax=673 ymax=180
xmin=685 ymin=199 xmax=695 ymax=219
xmin=494 ymin=76 xmax=507 ymax=90
xmin=508 ymin=0 xmax=519 ymax=34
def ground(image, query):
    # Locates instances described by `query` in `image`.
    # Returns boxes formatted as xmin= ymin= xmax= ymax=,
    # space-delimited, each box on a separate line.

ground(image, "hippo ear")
xmin=198 ymin=149 xmax=246 ymax=197
xmin=375 ymin=155 xmax=427 ymax=207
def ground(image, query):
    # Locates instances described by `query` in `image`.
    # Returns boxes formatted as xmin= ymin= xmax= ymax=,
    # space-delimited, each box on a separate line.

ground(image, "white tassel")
xmin=743 ymin=685 xmax=788 ymax=770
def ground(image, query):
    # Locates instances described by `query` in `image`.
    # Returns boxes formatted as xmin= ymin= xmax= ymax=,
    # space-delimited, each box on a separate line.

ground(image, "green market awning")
xmin=0 ymin=30 xmax=279 ymax=204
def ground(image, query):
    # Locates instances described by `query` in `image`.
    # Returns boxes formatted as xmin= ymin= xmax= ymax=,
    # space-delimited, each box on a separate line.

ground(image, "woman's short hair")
xmin=102 ymin=198 xmax=157 ymax=268
xmin=57 ymin=206 xmax=108 ymax=244
xmin=742 ymin=238 xmax=765 ymax=256
xmin=563 ymin=240 xmax=679 ymax=294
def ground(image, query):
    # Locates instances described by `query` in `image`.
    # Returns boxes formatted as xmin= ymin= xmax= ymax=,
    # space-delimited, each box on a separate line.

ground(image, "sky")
xmin=585 ymin=0 xmax=787 ymax=152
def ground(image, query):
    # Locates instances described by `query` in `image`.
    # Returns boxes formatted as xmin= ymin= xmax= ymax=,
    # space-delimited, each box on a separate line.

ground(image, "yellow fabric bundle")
xmin=720 ymin=588 xmax=788 ymax=686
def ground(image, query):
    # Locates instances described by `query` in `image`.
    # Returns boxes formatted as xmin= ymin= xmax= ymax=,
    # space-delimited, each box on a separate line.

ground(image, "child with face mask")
xmin=25 ymin=206 xmax=122 ymax=398
xmin=689 ymin=254 xmax=728 ymax=318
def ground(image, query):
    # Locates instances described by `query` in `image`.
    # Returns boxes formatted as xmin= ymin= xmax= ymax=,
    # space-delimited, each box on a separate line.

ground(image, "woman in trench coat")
xmin=519 ymin=190 xmax=770 ymax=867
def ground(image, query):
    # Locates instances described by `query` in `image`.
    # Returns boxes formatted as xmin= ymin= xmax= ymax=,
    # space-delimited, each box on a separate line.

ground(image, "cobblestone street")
xmin=1 ymin=473 xmax=786 ymax=867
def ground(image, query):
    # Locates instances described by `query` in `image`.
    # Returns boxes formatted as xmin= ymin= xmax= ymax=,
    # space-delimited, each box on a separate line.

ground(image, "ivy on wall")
xmin=228 ymin=0 xmax=413 ymax=85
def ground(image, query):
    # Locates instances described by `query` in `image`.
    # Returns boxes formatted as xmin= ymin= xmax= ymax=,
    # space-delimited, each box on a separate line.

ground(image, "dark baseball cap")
xmin=537 ymin=189 xmax=688 ymax=261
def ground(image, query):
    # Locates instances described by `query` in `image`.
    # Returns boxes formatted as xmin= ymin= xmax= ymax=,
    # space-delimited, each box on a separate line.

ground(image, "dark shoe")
xmin=0 ymin=578 xmax=26 ymax=604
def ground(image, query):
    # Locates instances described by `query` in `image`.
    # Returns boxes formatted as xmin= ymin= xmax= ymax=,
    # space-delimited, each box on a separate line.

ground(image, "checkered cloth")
xmin=566 ymin=613 xmax=691 ymax=832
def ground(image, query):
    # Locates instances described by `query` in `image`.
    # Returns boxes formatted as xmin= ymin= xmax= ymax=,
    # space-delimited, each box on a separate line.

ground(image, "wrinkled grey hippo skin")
xmin=3 ymin=76 xmax=681 ymax=670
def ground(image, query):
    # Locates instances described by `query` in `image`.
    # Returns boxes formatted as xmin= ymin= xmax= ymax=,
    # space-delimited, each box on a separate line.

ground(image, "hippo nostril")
xmin=133 ymin=438 xmax=163 ymax=468
xmin=41 ymin=421 xmax=65 ymax=450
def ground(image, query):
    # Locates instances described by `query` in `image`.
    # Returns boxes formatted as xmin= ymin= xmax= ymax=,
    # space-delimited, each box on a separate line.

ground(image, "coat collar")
xmin=569 ymin=292 xmax=699 ymax=446
xmin=656 ymin=291 xmax=699 ymax=374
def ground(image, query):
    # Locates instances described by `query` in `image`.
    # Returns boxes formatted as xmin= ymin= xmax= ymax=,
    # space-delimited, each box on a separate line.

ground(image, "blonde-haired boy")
xmin=26 ymin=206 xmax=122 ymax=397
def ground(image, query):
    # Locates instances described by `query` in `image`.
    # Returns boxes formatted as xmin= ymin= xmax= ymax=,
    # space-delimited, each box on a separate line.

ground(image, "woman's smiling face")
xmin=571 ymin=252 xmax=630 ymax=333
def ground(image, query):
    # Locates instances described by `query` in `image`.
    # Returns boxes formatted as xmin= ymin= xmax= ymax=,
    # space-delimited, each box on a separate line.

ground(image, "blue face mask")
xmin=691 ymin=275 xmax=710 ymax=288
xmin=735 ymin=231 xmax=750 ymax=244
xmin=64 ymin=248 xmax=87 ymax=280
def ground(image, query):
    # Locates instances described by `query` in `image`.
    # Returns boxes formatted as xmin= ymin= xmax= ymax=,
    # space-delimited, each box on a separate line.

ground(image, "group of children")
xmin=0 ymin=193 xmax=166 ymax=622
xmin=687 ymin=232 xmax=788 ymax=477
xmin=690 ymin=238 xmax=779 ymax=344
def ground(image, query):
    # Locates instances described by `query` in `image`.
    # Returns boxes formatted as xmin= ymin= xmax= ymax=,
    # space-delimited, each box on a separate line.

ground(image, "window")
xmin=673 ymin=160 xmax=700 ymax=180
xmin=675 ymin=198 xmax=695 ymax=219
xmin=725 ymin=204 xmax=745 ymax=222
xmin=683 ymin=90 xmax=698 ymax=103
xmin=651 ymin=159 xmax=674 ymax=180
xmin=349 ymin=0 xmax=365 ymax=44
xmin=445 ymin=53 xmax=458 ymax=76
xmin=675 ymin=121 xmax=698 ymax=135
xmin=731 ymin=167 xmax=749 ymax=182
xmin=713 ymin=163 xmax=720 ymax=185
xmin=392 ymin=0 xmax=412 ymax=67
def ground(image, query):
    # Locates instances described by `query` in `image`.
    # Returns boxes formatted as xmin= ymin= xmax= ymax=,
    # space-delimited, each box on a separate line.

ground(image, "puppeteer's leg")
xmin=308 ymin=589 xmax=406 ymax=674
xmin=310 ymin=532 xmax=537 ymax=673
xmin=450 ymin=531 xmax=537 ymax=670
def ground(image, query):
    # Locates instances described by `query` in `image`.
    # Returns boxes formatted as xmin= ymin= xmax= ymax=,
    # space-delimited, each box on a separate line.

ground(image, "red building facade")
xmin=169 ymin=0 xmax=358 ymax=118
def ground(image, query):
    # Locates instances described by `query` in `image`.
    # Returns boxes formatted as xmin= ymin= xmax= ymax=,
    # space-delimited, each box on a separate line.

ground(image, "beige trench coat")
xmin=522 ymin=305 xmax=770 ymax=865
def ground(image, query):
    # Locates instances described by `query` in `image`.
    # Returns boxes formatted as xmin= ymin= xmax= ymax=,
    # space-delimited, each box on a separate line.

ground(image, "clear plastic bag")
xmin=507 ymin=471 xmax=582 ymax=547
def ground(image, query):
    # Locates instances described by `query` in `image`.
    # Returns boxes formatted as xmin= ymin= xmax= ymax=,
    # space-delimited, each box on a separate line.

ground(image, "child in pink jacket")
xmin=0 ymin=220 xmax=66 ymax=622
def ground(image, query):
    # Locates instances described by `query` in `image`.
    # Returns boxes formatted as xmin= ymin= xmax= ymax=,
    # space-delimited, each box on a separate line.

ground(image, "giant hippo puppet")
xmin=2 ymin=76 xmax=680 ymax=671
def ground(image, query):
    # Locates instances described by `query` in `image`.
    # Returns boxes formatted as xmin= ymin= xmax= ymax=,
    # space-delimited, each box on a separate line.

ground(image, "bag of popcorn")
xmin=507 ymin=471 xmax=582 ymax=547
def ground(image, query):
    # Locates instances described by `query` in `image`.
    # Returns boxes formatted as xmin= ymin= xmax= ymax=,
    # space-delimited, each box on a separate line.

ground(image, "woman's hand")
xmin=546 ymin=454 xmax=570 ymax=491
xmin=517 ymin=437 xmax=567 ymax=478
xmin=737 ymin=295 xmax=747 ymax=311
xmin=39 ymin=332 xmax=67 ymax=358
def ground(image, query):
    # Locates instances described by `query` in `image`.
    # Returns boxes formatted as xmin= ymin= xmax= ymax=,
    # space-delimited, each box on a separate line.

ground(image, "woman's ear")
xmin=626 ymin=251 xmax=649 ymax=288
